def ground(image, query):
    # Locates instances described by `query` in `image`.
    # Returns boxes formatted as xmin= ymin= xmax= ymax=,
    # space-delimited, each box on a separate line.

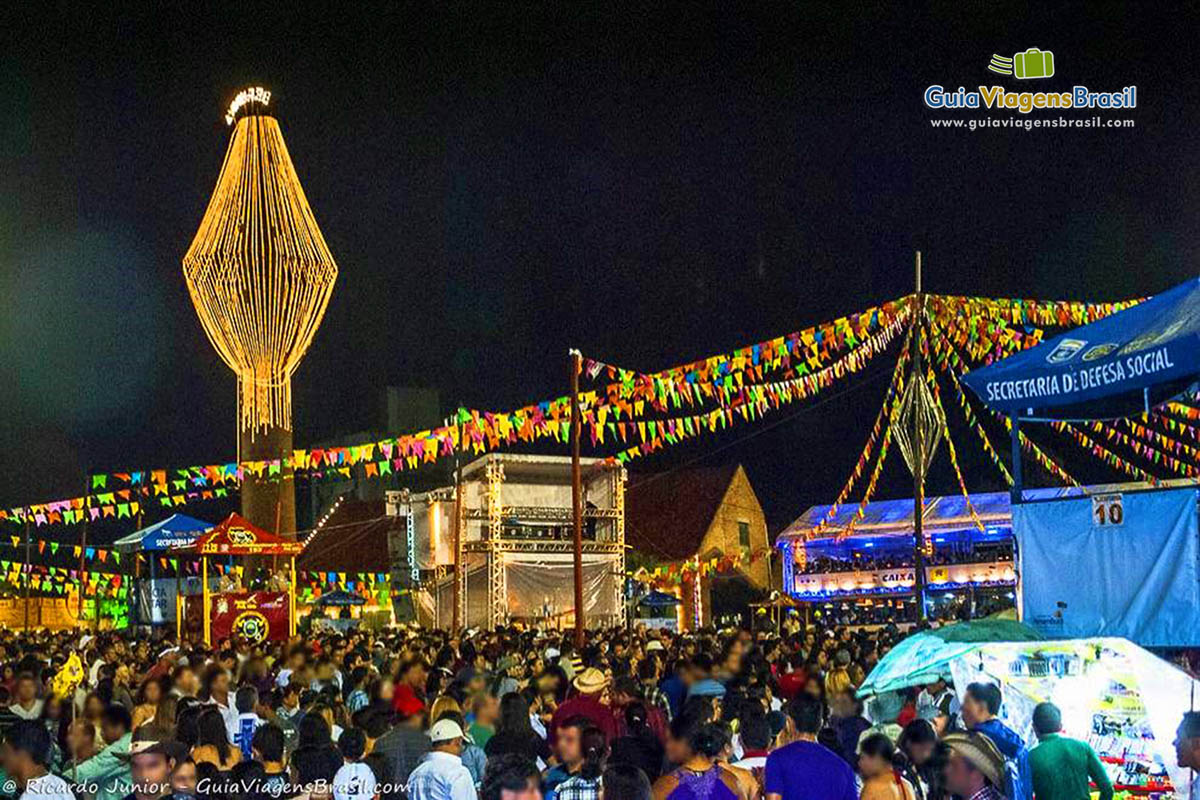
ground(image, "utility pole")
xmin=80 ymin=478 xmax=90 ymax=626
xmin=569 ymin=349 xmax=585 ymax=649
xmin=912 ymin=251 xmax=928 ymax=622
xmin=452 ymin=455 xmax=463 ymax=634
xmin=23 ymin=518 xmax=31 ymax=631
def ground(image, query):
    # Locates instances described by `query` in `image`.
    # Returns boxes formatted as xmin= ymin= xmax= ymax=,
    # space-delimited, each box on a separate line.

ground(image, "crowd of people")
xmin=798 ymin=547 xmax=1014 ymax=576
xmin=0 ymin=620 xmax=1191 ymax=800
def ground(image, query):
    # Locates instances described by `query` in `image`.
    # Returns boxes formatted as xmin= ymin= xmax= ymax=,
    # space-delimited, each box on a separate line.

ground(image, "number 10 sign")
xmin=1091 ymin=493 xmax=1125 ymax=527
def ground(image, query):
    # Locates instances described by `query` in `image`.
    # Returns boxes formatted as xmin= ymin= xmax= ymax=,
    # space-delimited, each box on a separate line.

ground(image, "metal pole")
xmin=23 ymin=518 xmax=31 ymax=631
xmin=570 ymin=349 xmax=585 ymax=649
xmin=1009 ymin=413 xmax=1023 ymax=505
xmin=80 ymin=478 xmax=90 ymax=626
xmin=913 ymin=251 xmax=928 ymax=623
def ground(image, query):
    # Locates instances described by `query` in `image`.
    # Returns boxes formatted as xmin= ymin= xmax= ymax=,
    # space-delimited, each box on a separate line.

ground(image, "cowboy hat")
xmin=943 ymin=732 xmax=1006 ymax=788
xmin=572 ymin=667 xmax=610 ymax=694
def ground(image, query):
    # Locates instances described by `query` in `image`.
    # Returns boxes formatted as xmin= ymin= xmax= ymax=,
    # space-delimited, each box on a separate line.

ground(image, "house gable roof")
xmin=625 ymin=464 xmax=741 ymax=562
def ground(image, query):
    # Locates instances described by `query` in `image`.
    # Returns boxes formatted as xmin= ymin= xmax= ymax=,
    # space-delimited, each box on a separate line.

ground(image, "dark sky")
xmin=2 ymin=4 xmax=1198 ymax=534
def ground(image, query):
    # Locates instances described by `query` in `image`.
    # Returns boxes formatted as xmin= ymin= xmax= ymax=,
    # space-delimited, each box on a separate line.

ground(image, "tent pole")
xmin=289 ymin=555 xmax=296 ymax=637
xmin=23 ymin=518 xmax=31 ymax=632
xmin=1009 ymin=414 xmax=1023 ymax=505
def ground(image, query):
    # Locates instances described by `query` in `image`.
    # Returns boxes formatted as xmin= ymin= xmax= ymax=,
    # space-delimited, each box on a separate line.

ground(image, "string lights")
xmin=184 ymin=87 xmax=338 ymax=437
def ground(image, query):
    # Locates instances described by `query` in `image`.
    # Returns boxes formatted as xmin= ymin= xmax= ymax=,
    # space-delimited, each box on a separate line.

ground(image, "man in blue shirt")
xmin=765 ymin=694 xmax=857 ymax=800
xmin=962 ymin=682 xmax=1032 ymax=800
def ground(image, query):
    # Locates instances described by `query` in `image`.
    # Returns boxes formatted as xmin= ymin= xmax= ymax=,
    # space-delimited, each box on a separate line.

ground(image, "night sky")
xmin=2 ymin=5 xmax=1198 ymax=534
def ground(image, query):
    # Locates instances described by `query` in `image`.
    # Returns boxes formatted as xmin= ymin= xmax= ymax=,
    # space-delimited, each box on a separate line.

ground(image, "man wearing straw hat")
xmin=943 ymin=732 xmax=1009 ymax=800
xmin=548 ymin=668 xmax=618 ymax=744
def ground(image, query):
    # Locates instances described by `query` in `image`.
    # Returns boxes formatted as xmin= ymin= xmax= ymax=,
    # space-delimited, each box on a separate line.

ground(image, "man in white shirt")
xmin=1 ymin=721 xmax=75 ymax=800
xmin=9 ymin=674 xmax=43 ymax=721
xmin=406 ymin=719 xmax=478 ymax=800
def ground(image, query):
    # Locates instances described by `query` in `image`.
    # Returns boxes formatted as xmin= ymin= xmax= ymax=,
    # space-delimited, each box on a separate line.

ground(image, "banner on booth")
xmin=209 ymin=592 xmax=289 ymax=644
xmin=1014 ymin=487 xmax=1200 ymax=646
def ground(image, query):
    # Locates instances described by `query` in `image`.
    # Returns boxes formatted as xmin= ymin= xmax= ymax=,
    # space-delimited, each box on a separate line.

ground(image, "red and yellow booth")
xmin=173 ymin=513 xmax=303 ymax=645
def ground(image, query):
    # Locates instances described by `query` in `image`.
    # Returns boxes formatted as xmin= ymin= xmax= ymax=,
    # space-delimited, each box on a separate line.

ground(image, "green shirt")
xmin=468 ymin=722 xmax=494 ymax=749
xmin=1029 ymin=733 xmax=1113 ymax=800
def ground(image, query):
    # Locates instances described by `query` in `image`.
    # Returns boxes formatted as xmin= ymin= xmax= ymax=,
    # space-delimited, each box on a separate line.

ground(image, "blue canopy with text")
xmin=961 ymin=277 xmax=1200 ymax=419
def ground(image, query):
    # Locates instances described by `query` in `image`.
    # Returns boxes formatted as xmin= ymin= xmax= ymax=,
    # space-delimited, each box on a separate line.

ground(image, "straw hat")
xmin=572 ymin=667 xmax=610 ymax=694
xmin=943 ymin=732 xmax=1006 ymax=788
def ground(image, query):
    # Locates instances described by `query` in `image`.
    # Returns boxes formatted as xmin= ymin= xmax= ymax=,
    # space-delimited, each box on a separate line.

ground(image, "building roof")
xmin=297 ymin=499 xmax=395 ymax=573
xmin=626 ymin=464 xmax=742 ymax=562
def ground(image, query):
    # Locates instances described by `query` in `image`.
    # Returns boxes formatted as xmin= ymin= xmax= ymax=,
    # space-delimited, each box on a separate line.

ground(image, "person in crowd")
xmin=652 ymin=719 xmax=744 ymax=800
xmin=960 ymin=684 xmax=1030 ymax=800
xmin=125 ymin=725 xmax=184 ymax=800
xmin=1028 ymin=702 xmax=1112 ymax=800
xmin=610 ymin=702 xmax=664 ymax=782
xmin=250 ymin=723 xmax=288 ymax=794
xmin=829 ymin=689 xmax=871 ymax=766
xmin=942 ymin=732 xmax=1007 ymax=800
xmin=374 ymin=708 xmax=430 ymax=789
xmin=191 ymin=708 xmax=240 ymax=773
xmin=2 ymin=721 xmax=75 ymax=800
xmin=74 ymin=704 xmax=134 ymax=800
xmin=406 ymin=718 xmax=478 ymax=800
xmin=547 ymin=725 xmax=605 ymax=800
xmin=333 ymin=728 xmax=378 ymax=800
xmin=393 ymin=658 xmax=429 ymax=719
xmin=858 ymin=732 xmax=915 ymax=800
xmin=1175 ymin=712 xmax=1200 ymax=800
xmin=602 ymin=763 xmax=651 ymax=800
xmin=132 ymin=679 xmax=165 ymax=731
xmin=730 ymin=709 xmax=771 ymax=795
xmin=231 ymin=686 xmax=265 ymax=761
xmin=11 ymin=675 xmax=43 ymax=721
xmin=469 ymin=694 xmax=500 ymax=751
xmin=548 ymin=671 xmax=617 ymax=744
xmin=764 ymin=694 xmax=855 ymax=800
xmin=543 ymin=716 xmax=591 ymax=798
xmin=895 ymin=719 xmax=942 ymax=800
xmin=915 ymin=678 xmax=957 ymax=736
xmin=480 ymin=754 xmax=541 ymax=800
xmin=486 ymin=694 xmax=551 ymax=765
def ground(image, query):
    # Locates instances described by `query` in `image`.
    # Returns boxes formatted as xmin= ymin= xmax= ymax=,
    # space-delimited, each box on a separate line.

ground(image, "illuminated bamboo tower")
xmin=183 ymin=87 xmax=338 ymax=536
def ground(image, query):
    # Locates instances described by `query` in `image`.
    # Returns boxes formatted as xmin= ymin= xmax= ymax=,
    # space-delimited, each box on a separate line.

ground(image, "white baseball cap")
xmin=428 ymin=719 xmax=468 ymax=744
xmin=646 ymin=640 xmax=665 ymax=652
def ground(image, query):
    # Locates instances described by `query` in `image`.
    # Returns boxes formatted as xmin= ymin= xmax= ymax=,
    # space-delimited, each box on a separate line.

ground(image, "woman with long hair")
xmin=192 ymin=707 xmax=241 ymax=772
xmin=484 ymin=693 xmax=550 ymax=763
xmin=858 ymin=732 xmax=916 ymax=800
xmin=131 ymin=677 xmax=165 ymax=730
xmin=653 ymin=720 xmax=746 ymax=800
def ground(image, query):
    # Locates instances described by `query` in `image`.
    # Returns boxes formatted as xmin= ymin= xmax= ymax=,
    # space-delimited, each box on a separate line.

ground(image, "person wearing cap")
xmin=943 ymin=732 xmax=1008 ymax=800
xmin=2 ymin=720 xmax=74 ymax=800
xmin=406 ymin=718 xmax=478 ymax=800
xmin=638 ymin=655 xmax=672 ymax=723
xmin=1028 ymin=702 xmax=1111 ymax=800
xmin=548 ymin=669 xmax=618 ymax=745
xmin=915 ymin=677 xmax=958 ymax=735
xmin=121 ymin=725 xmax=183 ymax=800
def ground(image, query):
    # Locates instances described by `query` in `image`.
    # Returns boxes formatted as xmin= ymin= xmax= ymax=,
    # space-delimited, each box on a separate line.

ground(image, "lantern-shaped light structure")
xmin=183 ymin=87 xmax=338 ymax=437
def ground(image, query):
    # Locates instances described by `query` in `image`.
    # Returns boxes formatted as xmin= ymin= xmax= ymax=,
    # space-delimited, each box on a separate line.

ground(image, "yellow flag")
xmin=50 ymin=653 xmax=85 ymax=698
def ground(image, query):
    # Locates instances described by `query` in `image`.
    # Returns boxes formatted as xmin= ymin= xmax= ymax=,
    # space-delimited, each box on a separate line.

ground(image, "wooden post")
xmin=570 ymin=349 xmax=585 ymax=649
xmin=289 ymin=555 xmax=297 ymax=636
xmin=912 ymin=251 xmax=928 ymax=623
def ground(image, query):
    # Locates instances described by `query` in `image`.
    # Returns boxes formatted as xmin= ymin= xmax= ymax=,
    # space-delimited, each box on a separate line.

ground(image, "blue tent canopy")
xmin=961 ymin=278 xmax=1200 ymax=419
xmin=638 ymin=590 xmax=683 ymax=608
xmin=113 ymin=514 xmax=212 ymax=553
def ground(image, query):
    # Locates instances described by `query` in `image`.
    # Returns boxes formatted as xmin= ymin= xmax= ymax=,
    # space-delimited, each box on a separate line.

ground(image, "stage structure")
xmin=183 ymin=87 xmax=339 ymax=536
xmin=397 ymin=454 xmax=626 ymax=629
